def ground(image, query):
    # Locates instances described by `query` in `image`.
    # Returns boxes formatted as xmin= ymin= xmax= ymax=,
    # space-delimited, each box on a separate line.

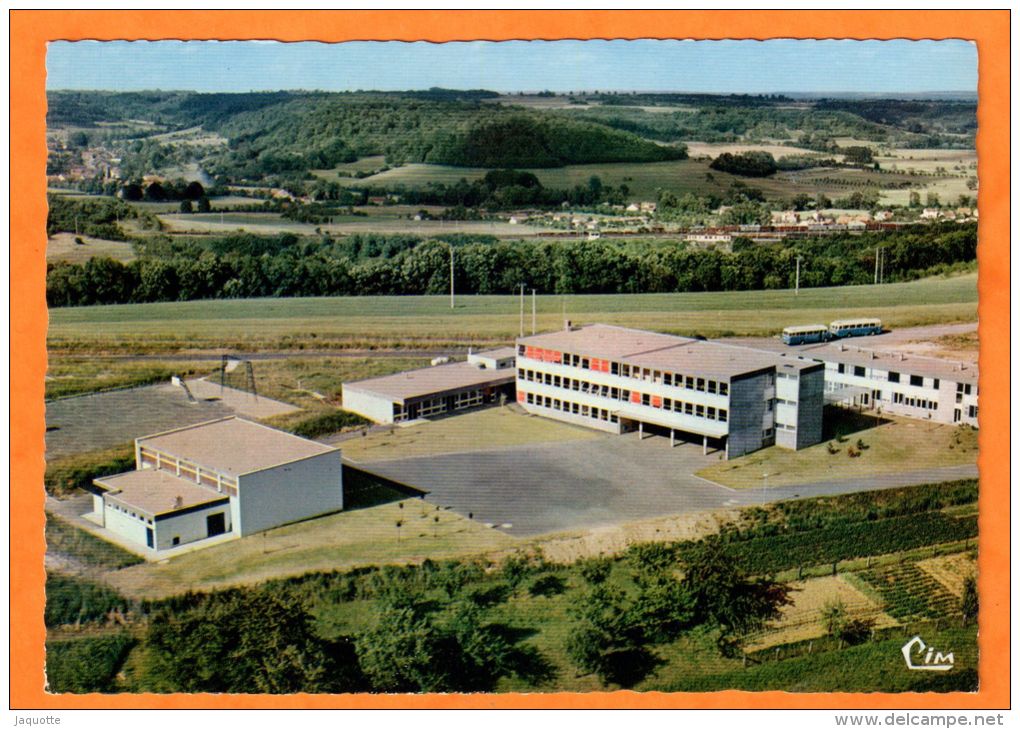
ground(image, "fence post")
xmin=833 ymin=560 xmax=838 ymax=576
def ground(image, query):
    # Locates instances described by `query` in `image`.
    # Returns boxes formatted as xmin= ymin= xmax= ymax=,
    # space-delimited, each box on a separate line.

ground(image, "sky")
xmin=46 ymin=39 xmax=977 ymax=95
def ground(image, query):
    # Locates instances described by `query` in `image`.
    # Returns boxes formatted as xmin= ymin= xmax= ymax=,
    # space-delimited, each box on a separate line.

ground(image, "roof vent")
xmin=174 ymin=495 xmax=184 ymax=509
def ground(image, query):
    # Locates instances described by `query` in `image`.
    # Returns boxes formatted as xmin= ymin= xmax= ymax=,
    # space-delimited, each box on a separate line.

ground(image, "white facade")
xmin=515 ymin=325 xmax=825 ymax=459
xmin=90 ymin=417 xmax=343 ymax=553
xmin=821 ymin=356 xmax=978 ymax=427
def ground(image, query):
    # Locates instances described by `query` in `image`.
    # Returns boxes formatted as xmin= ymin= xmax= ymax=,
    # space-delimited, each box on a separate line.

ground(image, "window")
xmin=719 ymin=383 xmax=728 ymax=396
xmin=685 ymin=376 xmax=695 ymax=389
xmin=933 ymin=379 xmax=940 ymax=389
xmin=684 ymin=402 xmax=693 ymax=415
xmin=854 ymin=366 xmax=866 ymax=377
xmin=517 ymin=369 xmax=524 ymax=380
xmin=172 ymin=536 xmax=180 ymax=546
xmin=695 ymin=404 xmax=704 ymax=417
xmin=718 ymin=409 xmax=728 ymax=422
xmin=766 ymin=399 xmax=774 ymax=412
xmin=910 ymin=375 xmax=924 ymax=387
xmin=663 ymin=373 xmax=672 ymax=386
xmin=581 ymin=358 xmax=590 ymax=370
xmin=611 ymin=362 xmax=619 ymax=376
xmin=888 ymin=371 xmax=900 ymax=383
xmin=707 ymin=406 xmax=716 ymax=419
xmin=553 ymin=375 xmax=561 ymax=388
xmin=621 ymin=365 xmax=631 ymax=378
xmin=696 ymin=378 xmax=706 ymax=392
xmin=837 ymin=363 xmax=845 ymax=374
xmin=664 ymin=398 xmax=672 ymax=410
xmin=708 ymin=380 xmax=717 ymax=394
xmin=968 ymin=405 xmax=978 ymax=418
xmin=641 ymin=393 xmax=650 ymax=407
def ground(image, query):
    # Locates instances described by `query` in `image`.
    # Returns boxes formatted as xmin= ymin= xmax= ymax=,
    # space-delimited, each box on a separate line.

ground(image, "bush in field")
xmin=46 ymin=634 xmax=135 ymax=693
xmin=577 ymin=556 xmax=613 ymax=585
xmin=960 ymin=575 xmax=978 ymax=626
xmin=565 ymin=583 xmax=657 ymax=687
xmin=822 ymin=598 xmax=874 ymax=647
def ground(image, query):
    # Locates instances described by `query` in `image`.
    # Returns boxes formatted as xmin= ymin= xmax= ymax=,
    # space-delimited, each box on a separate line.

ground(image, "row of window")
xmin=777 ymin=422 xmax=797 ymax=431
xmin=836 ymin=364 xmax=951 ymax=392
xmin=520 ymin=348 xmax=730 ymax=395
xmin=519 ymin=370 xmax=729 ymax=422
xmin=524 ymin=392 xmax=620 ymax=424
xmin=892 ymin=392 xmax=938 ymax=410
xmin=107 ymin=500 xmax=152 ymax=525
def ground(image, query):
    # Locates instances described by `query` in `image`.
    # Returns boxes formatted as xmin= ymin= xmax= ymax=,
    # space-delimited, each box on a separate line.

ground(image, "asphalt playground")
xmin=362 ymin=433 xmax=977 ymax=537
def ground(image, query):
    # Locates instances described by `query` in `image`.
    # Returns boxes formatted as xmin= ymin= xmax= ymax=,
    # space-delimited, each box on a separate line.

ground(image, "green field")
xmin=328 ymin=157 xmax=921 ymax=203
xmin=48 ymin=272 xmax=977 ymax=353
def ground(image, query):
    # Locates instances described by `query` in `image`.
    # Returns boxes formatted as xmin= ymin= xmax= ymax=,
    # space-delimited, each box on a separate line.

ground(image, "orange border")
xmin=10 ymin=10 xmax=1009 ymax=709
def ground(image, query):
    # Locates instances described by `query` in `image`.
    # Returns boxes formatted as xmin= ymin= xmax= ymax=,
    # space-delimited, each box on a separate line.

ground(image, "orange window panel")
xmin=651 ymin=396 xmax=663 ymax=408
xmin=630 ymin=391 xmax=642 ymax=404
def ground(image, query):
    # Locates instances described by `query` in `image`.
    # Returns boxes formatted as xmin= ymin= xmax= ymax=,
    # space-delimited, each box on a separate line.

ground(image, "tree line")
xmin=46 ymin=224 xmax=976 ymax=308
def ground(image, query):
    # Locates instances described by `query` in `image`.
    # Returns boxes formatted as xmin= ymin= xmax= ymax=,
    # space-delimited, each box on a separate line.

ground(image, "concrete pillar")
xmin=703 ymin=435 xmax=708 ymax=455
xmin=638 ymin=421 xmax=644 ymax=440
xmin=725 ymin=438 xmax=729 ymax=460
xmin=670 ymin=429 xmax=675 ymax=448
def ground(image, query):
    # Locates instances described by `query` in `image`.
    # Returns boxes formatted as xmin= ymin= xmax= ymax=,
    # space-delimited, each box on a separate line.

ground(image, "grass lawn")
xmin=45 ymin=358 xmax=215 ymax=400
xmin=697 ymin=412 xmax=978 ymax=489
xmin=341 ymin=406 xmax=602 ymax=463
xmin=47 ymin=272 xmax=977 ymax=353
xmin=104 ymin=494 xmax=514 ymax=600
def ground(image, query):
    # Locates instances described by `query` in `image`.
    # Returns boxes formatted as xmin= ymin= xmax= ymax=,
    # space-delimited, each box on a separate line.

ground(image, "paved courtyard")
xmin=364 ymin=434 xmax=977 ymax=537
xmin=45 ymin=379 xmax=298 ymax=459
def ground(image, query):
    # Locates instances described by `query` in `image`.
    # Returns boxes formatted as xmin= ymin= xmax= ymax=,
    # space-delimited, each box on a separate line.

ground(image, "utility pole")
xmin=879 ymin=247 xmax=885 ymax=284
xmin=449 ymin=245 xmax=455 ymax=309
xmin=874 ymin=247 xmax=880 ymax=285
xmin=519 ymin=284 xmax=525 ymax=338
xmin=795 ymin=256 xmax=801 ymax=296
xmin=531 ymin=289 xmax=537 ymax=335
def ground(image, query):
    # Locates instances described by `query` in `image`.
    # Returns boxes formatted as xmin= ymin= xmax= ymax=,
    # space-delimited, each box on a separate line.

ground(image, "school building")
xmin=514 ymin=323 xmax=825 ymax=458
xmin=813 ymin=342 xmax=979 ymax=427
xmin=87 ymin=417 xmax=343 ymax=552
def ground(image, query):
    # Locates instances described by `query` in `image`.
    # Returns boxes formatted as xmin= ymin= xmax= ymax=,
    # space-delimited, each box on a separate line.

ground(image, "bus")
xmin=782 ymin=324 xmax=830 ymax=345
xmin=828 ymin=318 xmax=883 ymax=338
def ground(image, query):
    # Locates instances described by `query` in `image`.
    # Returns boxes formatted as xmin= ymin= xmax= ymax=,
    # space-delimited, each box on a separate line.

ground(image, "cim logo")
xmin=901 ymin=635 xmax=954 ymax=671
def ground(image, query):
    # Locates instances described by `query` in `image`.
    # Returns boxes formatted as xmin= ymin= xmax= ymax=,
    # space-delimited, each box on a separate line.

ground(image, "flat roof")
xmin=814 ymin=343 xmax=978 ymax=385
xmin=518 ymin=324 xmax=804 ymax=379
xmin=95 ymin=469 xmax=227 ymax=517
xmin=344 ymin=360 xmax=516 ymax=403
xmin=472 ymin=347 xmax=518 ymax=360
xmin=137 ymin=417 xmax=337 ymax=476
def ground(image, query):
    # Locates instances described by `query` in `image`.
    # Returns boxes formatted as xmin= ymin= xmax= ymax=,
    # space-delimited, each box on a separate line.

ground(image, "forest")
xmin=45 ymin=223 xmax=977 ymax=307
xmin=46 ymin=90 xmax=975 ymax=189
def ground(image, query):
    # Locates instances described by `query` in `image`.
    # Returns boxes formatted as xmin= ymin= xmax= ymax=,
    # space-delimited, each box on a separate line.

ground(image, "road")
xmin=719 ymin=322 xmax=977 ymax=357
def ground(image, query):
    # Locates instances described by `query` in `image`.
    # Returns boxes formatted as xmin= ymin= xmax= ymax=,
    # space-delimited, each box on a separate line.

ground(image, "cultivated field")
xmin=47 ymin=272 xmax=978 ymax=353
xmin=697 ymin=413 xmax=978 ymax=489
xmin=46 ymin=233 xmax=136 ymax=264
xmin=685 ymin=141 xmax=829 ymax=160
xmin=745 ymin=574 xmax=897 ymax=651
xmin=916 ymin=552 xmax=977 ymax=598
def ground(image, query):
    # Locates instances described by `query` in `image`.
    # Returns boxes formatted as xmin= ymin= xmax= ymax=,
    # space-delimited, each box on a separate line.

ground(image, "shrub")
xmin=45 ymin=573 xmax=131 ymax=627
xmin=46 ymin=634 xmax=136 ymax=693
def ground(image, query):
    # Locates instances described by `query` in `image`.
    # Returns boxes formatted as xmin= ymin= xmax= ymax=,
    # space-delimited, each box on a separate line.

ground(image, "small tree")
xmin=960 ymin=574 xmax=978 ymax=626
xmin=179 ymin=199 xmax=193 ymax=214
xmin=197 ymin=196 xmax=212 ymax=213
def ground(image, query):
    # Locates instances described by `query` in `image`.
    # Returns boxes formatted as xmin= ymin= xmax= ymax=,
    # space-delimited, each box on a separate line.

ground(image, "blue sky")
xmin=46 ymin=39 xmax=977 ymax=94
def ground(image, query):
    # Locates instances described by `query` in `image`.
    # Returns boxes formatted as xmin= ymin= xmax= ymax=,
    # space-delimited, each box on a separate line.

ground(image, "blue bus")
xmin=782 ymin=324 xmax=830 ymax=345
xmin=828 ymin=318 xmax=883 ymax=338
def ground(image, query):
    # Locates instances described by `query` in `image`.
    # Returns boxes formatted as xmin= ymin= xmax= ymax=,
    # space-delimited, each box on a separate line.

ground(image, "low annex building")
xmin=515 ymin=323 xmax=824 ymax=458
xmin=88 ymin=417 xmax=343 ymax=552
xmin=342 ymin=348 xmax=517 ymax=424
xmin=813 ymin=343 xmax=978 ymax=427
